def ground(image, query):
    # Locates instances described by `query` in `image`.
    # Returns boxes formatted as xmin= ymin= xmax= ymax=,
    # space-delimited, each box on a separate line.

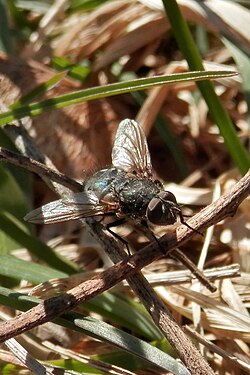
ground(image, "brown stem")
xmin=0 ymin=164 xmax=249 ymax=372
xmin=1 ymin=124 xmax=249 ymax=374
xmin=0 ymin=147 xmax=82 ymax=192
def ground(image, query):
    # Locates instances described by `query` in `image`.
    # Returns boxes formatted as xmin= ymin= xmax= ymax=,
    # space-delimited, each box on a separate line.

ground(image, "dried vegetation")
xmin=0 ymin=1 xmax=249 ymax=374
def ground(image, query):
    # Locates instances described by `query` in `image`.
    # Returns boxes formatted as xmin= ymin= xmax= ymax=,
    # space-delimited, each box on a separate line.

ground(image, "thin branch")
xmin=30 ymin=264 xmax=240 ymax=296
xmin=3 ymin=122 xmax=74 ymax=196
xmin=0 ymin=147 xmax=215 ymax=290
xmin=0 ymin=147 xmax=82 ymax=192
xmin=133 ymin=221 xmax=216 ymax=292
xmin=122 ymin=264 xmax=241 ymax=287
xmin=0 ymin=167 xmax=249 ymax=373
xmin=184 ymin=326 xmax=250 ymax=373
xmin=1 ymin=121 xmax=249 ymax=374
xmin=171 ymin=248 xmax=216 ymax=292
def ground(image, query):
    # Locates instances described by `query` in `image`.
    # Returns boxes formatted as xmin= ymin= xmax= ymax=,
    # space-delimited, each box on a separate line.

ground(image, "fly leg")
xmin=139 ymin=220 xmax=165 ymax=254
xmin=179 ymin=212 xmax=203 ymax=236
xmin=106 ymin=219 xmax=132 ymax=255
xmin=171 ymin=249 xmax=216 ymax=292
xmin=139 ymin=220 xmax=216 ymax=292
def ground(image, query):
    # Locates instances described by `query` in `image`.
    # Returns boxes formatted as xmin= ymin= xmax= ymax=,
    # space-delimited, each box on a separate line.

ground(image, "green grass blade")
xmin=52 ymin=56 xmax=91 ymax=82
xmin=0 ymin=258 xmax=160 ymax=339
xmin=0 ymin=255 xmax=67 ymax=284
xmin=0 ymin=162 xmax=32 ymax=252
xmin=72 ymin=316 xmax=188 ymax=374
xmin=0 ymin=128 xmax=32 ymax=199
xmin=0 ymin=70 xmax=237 ymax=126
xmin=0 ymin=212 xmax=79 ymax=274
xmin=86 ymin=293 xmax=163 ymax=341
xmin=223 ymin=38 xmax=250 ymax=123
xmin=0 ymin=287 xmax=188 ymax=374
xmin=69 ymin=0 xmax=110 ymax=12
xmin=162 ymin=0 xmax=250 ymax=174
xmin=0 ymin=165 xmax=28 ymax=221
xmin=0 ymin=286 xmax=40 ymax=311
xmin=0 ymin=0 xmax=12 ymax=53
xmin=10 ymin=71 xmax=68 ymax=108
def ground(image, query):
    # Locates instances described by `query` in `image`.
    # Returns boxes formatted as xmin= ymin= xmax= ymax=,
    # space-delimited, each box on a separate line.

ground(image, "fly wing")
xmin=112 ymin=119 xmax=152 ymax=178
xmin=24 ymin=191 xmax=117 ymax=224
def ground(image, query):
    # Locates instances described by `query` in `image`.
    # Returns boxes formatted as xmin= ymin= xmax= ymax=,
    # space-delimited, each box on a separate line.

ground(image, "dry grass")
xmin=0 ymin=1 xmax=249 ymax=374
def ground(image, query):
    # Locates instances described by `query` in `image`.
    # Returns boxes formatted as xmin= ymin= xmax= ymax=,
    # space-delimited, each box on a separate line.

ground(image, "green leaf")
xmin=52 ymin=56 xmax=91 ymax=82
xmin=0 ymin=128 xmax=32 ymax=203
xmin=10 ymin=71 xmax=68 ymax=109
xmin=0 ymin=255 xmax=66 ymax=284
xmin=223 ymin=38 xmax=250 ymax=122
xmin=85 ymin=293 xmax=163 ymax=340
xmin=162 ymin=0 xmax=250 ymax=174
xmin=0 ymin=260 xmax=160 ymax=339
xmin=0 ymin=212 xmax=79 ymax=274
xmin=71 ymin=316 xmax=188 ymax=374
xmin=0 ymin=288 xmax=189 ymax=374
xmin=0 ymin=70 xmax=237 ymax=126
xmin=69 ymin=0 xmax=110 ymax=12
xmin=0 ymin=166 xmax=28 ymax=220
xmin=0 ymin=0 xmax=12 ymax=53
xmin=0 ymin=163 xmax=30 ymax=253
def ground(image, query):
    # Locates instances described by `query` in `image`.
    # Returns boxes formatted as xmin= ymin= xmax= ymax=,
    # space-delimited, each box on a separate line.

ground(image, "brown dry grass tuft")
xmin=0 ymin=1 xmax=249 ymax=374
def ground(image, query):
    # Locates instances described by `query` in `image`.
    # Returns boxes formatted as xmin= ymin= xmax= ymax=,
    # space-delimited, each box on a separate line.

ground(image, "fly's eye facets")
xmin=158 ymin=191 xmax=177 ymax=204
xmin=146 ymin=197 xmax=164 ymax=225
xmin=146 ymin=191 xmax=178 ymax=226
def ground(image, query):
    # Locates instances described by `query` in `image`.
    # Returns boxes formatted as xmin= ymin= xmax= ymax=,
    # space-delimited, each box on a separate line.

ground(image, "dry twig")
xmin=184 ymin=326 xmax=250 ymax=373
xmin=0 ymin=147 xmax=82 ymax=192
xmin=0 ymin=141 xmax=249 ymax=373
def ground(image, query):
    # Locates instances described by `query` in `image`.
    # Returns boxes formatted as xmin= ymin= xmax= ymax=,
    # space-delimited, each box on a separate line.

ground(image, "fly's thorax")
xmin=84 ymin=168 xmax=126 ymax=200
xmin=113 ymin=176 xmax=162 ymax=219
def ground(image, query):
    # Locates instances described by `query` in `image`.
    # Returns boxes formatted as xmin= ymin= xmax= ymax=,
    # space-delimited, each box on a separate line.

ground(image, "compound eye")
xmin=146 ymin=197 xmax=165 ymax=225
xmin=146 ymin=191 xmax=178 ymax=226
xmin=158 ymin=191 xmax=177 ymax=204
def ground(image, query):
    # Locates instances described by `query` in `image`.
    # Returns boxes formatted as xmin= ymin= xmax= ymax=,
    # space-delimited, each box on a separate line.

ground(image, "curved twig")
xmin=0 ymin=153 xmax=249 ymax=372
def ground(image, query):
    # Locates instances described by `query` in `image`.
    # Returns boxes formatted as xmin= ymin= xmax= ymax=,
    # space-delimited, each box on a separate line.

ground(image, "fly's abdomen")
xmin=84 ymin=168 xmax=125 ymax=199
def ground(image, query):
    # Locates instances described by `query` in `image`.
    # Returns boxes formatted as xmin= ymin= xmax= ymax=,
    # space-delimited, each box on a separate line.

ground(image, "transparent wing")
xmin=112 ymin=119 xmax=152 ymax=177
xmin=24 ymin=191 xmax=117 ymax=224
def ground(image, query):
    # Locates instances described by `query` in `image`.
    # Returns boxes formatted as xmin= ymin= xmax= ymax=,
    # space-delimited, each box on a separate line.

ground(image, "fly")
xmin=25 ymin=119 xmax=194 ymax=242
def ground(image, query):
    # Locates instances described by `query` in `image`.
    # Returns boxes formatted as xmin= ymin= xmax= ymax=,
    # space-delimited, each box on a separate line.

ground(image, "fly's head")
xmin=146 ymin=191 xmax=181 ymax=226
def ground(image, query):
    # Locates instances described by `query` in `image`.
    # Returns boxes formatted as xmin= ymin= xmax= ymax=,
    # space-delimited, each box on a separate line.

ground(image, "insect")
xmin=25 ymin=119 xmax=193 ymax=244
